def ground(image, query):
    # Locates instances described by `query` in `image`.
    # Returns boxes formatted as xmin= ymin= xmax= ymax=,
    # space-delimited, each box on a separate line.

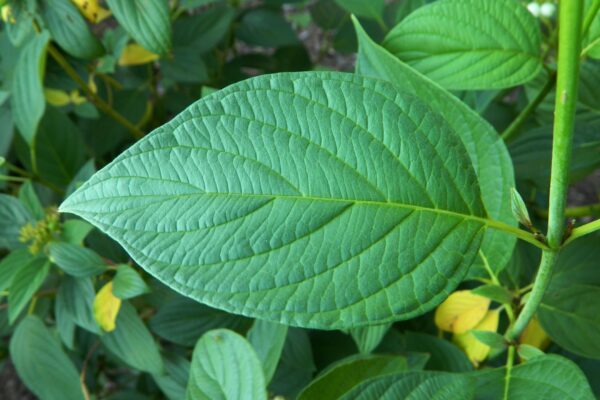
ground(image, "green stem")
xmin=546 ymin=3 xmax=584 ymax=249
xmin=501 ymin=72 xmax=556 ymax=143
xmin=47 ymin=45 xmax=144 ymax=140
xmin=506 ymin=250 xmax=557 ymax=341
xmin=503 ymin=345 xmax=516 ymax=398
xmin=537 ymin=202 xmax=600 ymax=218
xmin=0 ymin=174 xmax=28 ymax=182
xmin=564 ymin=218 xmax=600 ymax=245
xmin=506 ymin=0 xmax=584 ymax=342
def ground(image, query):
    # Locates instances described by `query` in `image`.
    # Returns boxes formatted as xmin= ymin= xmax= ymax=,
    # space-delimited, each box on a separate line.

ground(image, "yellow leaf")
xmin=71 ymin=0 xmax=111 ymax=23
xmin=434 ymin=290 xmax=491 ymax=333
xmin=118 ymin=43 xmax=159 ymax=66
xmin=520 ymin=316 xmax=550 ymax=350
xmin=69 ymin=90 xmax=87 ymax=105
xmin=93 ymin=281 xmax=122 ymax=332
xmin=453 ymin=309 xmax=500 ymax=366
xmin=88 ymin=75 xmax=97 ymax=94
xmin=44 ymin=88 xmax=71 ymax=107
xmin=1 ymin=5 xmax=14 ymax=24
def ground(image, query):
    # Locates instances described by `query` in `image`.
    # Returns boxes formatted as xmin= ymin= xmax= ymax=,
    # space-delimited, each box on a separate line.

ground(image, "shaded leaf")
xmin=8 ymin=257 xmax=49 ymax=323
xmin=10 ymin=316 xmax=84 ymax=400
xmin=298 ymin=354 xmax=409 ymax=400
xmin=40 ymin=0 xmax=104 ymax=59
xmin=11 ymin=31 xmax=50 ymax=145
xmin=247 ymin=319 xmax=288 ymax=384
xmin=49 ymin=242 xmax=107 ymax=277
xmin=106 ymin=0 xmax=171 ymax=55
xmin=112 ymin=264 xmax=149 ymax=299
xmin=100 ymin=302 xmax=164 ymax=374
xmin=186 ymin=329 xmax=266 ymax=400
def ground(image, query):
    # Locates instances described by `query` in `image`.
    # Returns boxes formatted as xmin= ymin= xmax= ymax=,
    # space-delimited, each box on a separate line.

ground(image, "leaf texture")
xmin=382 ymin=0 xmax=542 ymax=90
xmin=106 ymin=0 xmax=171 ymax=55
xmin=354 ymin=19 xmax=516 ymax=278
xmin=62 ymin=72 xmax=487 ymax=329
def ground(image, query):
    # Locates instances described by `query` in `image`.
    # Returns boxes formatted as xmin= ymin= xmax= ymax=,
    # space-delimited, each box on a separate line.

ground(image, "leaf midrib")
xmin=64 ymin=179 xmax=537 ymax=245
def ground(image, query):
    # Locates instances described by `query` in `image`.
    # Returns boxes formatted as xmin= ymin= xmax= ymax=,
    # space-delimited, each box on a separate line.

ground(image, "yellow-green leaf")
xmin=93 ymin=281 xmax=122 ymax=332
xmin=44 ymin=88 xmax=71 ymax=107
xmin=71 ymin=0 xmax=111 ymax=23
xmin=434 ymin=290 xmax=490 ymax=334
xmin=118 ymin=43 xmax=159 ymax=66
xmin=520 ymin=316 xmax=550 ymax=350
xmin=453 ymin=309 xmax=500 ymax=366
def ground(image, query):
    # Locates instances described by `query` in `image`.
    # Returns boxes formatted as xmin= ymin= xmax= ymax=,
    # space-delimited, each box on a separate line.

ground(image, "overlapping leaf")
xmin=353 ymin=19 xmax=516 ymax=278
xmin=382 ymin=0 xmax=542 ymax=90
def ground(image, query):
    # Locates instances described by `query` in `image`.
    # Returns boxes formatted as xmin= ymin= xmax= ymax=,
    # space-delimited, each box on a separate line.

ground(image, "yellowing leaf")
xmin=69 ymin=90 xmax=87 ymax=105
xmin=434 ymin=290 xmax=491 ymax=334
xmin=453 ymin=309 xmax=500 ymax=366
xmin=93 ymin=281 xmax=122 ymax=332
xmin=520 ymin=316 xmax=550 ymax=350
xmin=1 ymin=5 xmax=14 ymax=24
xmin=44 ymin=88 xmax=71 ymax=107
xmin=71 ymin=0 xmax=111 ymax=23
xmin=118 ymin=43 xmax=159 ymax=66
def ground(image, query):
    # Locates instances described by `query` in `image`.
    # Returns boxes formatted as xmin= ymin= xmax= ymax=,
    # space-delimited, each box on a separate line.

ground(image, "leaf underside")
xmin=61 ymin=72 xmax=487 ymax=329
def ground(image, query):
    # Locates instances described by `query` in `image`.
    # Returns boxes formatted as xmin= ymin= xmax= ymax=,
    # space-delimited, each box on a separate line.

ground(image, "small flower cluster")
xmin=527 ymin=1 xmax=557 ymax=18
xmin=19 ymin=208 xmax=61 ymax=254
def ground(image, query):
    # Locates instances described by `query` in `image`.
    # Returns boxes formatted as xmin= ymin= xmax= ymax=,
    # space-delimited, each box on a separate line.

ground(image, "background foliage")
xmin=0 ymin=0 xmax=599 ymax=399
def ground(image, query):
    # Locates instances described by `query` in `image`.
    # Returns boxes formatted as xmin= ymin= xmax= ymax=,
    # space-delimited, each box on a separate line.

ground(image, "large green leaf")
xmin=11 ymin=31 xmax=49 ymax=145
xmin=473 ymin=355 xmax=594 ymax=400
xmin=106 ymin=0 xmax=171 ymax=55
xmin=538 ymin=235 xmax=600 ymax=359
xmin=353 ymin=19 xmax=516 ymax=278
xmin=186 ymin=329 xmax=266 ymax=400
xmin=341 ymin=371 xmax=475 ymax=400
xmin=298 ymin=354 xmax=409 ymax=400
xmin=101 ymin=302 xmax=164 ymax=374
xmin=10 ymin=316 xmax=85 ymax=400
xmin=382 ymin=0 xmax=542 ymax=90
xmin=61 ymin=71 xmax=491 ymax=329
xmin=40 ymin=0 xmax=104 ymax=60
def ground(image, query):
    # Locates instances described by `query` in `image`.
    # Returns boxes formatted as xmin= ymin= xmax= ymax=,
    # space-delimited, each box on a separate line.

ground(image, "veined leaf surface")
xmin=382 ymin=0 xmax=542 ymax=90
xmin=61 ymin=72 xmax=488 ymax=329
xmin=354 ymin=19 xmax=516 ymax=278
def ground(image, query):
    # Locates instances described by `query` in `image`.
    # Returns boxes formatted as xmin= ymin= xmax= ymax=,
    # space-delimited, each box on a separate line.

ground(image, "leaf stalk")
xmin=505 ymin=0 xmax=584 ymax=341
